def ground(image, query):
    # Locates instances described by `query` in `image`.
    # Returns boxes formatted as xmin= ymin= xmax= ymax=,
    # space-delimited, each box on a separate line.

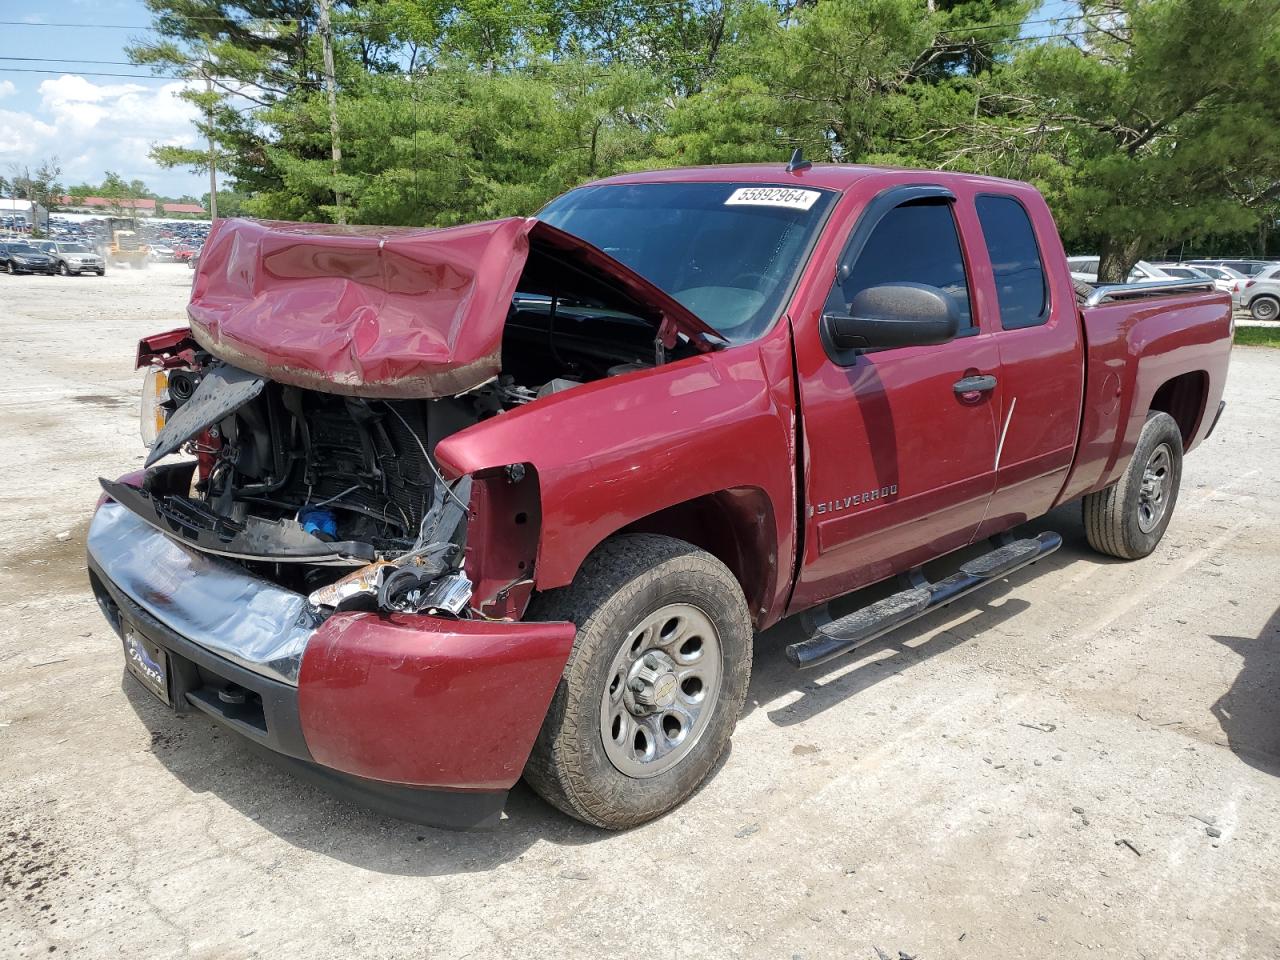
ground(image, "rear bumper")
xmin=87 ymin=497 xmax=576 ymax=828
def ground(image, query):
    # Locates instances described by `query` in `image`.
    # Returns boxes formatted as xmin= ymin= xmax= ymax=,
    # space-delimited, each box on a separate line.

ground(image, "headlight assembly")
xmin=140 ymin=367 xmax=169 ymax=447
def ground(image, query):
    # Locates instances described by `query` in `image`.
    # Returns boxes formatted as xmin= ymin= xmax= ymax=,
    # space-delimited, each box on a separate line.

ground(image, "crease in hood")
xmin=186 ymin=216 xmax=726 ymax=399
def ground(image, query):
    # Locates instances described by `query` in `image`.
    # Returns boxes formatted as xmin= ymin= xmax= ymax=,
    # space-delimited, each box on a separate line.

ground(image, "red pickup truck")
xmin=87 ymin=162 xmax=1232 ymax=830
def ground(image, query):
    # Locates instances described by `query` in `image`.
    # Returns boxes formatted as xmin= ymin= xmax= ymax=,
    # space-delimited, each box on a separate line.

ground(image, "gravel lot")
xmin=2 ymin=265 xmax=1278 ymax=959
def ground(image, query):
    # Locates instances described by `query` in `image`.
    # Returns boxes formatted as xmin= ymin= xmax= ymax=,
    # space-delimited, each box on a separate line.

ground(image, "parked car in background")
xmin=0 ymin=241 xmax=57 ymax=275
xmin=1236 ymin=263 xmax=1280 ymax=321
xmin=1188 ymin=259 xmax=1275 ymax=278
xmin=1151 ymin=263 xmax=1242 ymax=306
xmin=149 ymin=244 xmax=177 ymax=264
xmin=173 ymin=244 xmax=199 ymax=265
xmin=1067 ymin=257 xmax=1175 ymax=284
xmin=35 ymin=240 xmax=106 ymax=276
xmin=1177 ymin=263 xmax=1247 ymax=296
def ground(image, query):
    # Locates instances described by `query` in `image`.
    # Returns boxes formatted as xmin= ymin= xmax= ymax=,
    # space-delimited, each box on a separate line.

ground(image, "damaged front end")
xmin=108 ymin=342 xmax=500 ymax=619
xmin=104 ymin=214 xmax=724 ymax=623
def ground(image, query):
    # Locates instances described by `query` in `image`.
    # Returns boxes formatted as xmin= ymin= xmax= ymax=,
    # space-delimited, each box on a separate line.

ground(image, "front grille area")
xmin=291 ymin=394 xmax=435 ymax=537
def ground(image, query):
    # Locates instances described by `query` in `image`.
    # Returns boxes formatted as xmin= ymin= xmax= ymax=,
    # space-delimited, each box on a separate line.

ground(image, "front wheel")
xmin=57 ymin=262 xmax=68 ymax=276
xmin=1082 ymin=411 xmax=1184 ymax=560
xmin=1250 ymin=295 xmax=1279 ymax=322
xmin=524 ymin=534 xmax=752 ymax=829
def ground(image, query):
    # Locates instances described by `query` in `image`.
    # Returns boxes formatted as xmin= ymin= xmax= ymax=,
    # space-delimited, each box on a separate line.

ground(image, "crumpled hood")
xmin=187 ymin=216 xmax=724 ymax=399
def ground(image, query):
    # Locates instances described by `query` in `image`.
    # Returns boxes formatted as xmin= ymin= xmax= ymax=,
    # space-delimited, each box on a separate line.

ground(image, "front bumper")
xmin=87 ymin=499 xmax=576 ymax=828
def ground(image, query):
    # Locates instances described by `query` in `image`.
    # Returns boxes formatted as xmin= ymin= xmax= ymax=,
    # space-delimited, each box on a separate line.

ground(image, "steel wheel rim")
xmin=1256 ymin=299 xmax=1278 ymax=321
xmin=1138 ymin=442 xmax=1173 ymax=533
xmin=599 ymin=602 xmax=723 ymax=779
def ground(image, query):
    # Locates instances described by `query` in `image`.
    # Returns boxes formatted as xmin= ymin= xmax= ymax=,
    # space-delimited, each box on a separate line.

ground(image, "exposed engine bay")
xmin=109 ymin=295 xmax=699 ymax=620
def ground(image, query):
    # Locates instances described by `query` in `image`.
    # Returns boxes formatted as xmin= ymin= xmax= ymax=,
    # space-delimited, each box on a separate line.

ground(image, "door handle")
xmin=953 ymin=374 xmax=997 ymax=396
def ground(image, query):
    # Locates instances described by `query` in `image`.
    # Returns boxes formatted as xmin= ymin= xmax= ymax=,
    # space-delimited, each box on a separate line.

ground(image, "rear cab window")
xmin=975 ymin=195 xmax=1049 ymax=329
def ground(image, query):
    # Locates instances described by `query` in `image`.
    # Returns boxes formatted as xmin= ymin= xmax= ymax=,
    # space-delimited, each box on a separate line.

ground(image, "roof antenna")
xmin=786 ymin=147 xmax=812 ymax=174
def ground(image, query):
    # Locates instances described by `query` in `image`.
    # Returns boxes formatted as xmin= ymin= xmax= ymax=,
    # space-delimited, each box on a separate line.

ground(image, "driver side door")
xmin=789 ymin=185 xmax=1002 ymax=611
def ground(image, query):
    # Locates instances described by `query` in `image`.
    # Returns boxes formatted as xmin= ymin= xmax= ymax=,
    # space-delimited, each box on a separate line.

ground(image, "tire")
xmin=5 ymin=262 xmax=12 ymax=275
xmin=1250 ymin=295 xmax=1279 ymax=322
xmin=1082 ymin=411 xmax=1183 ymax=560
xmin=97 ymin=269 xmax=105 ymax=276
xmin=57 ymin=261 xmax=68 ymax=276
xmin=524 ymin=534 xmax=753 ymax=829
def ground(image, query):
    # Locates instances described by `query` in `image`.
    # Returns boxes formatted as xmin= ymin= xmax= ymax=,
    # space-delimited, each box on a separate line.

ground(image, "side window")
xmin=975 ymin=195 xmax=1048 ymax=329
xmin=828 ymin=199 xmax=973 ymax=329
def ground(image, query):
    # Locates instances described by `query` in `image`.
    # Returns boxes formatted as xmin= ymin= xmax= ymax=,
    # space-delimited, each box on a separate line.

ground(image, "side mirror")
xmin=823 ymin=282 xmax=960 ymax=351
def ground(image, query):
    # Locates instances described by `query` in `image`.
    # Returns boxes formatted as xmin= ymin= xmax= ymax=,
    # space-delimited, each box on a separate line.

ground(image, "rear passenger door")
xmin=971 ymin=192 xmax=1084 ymax=534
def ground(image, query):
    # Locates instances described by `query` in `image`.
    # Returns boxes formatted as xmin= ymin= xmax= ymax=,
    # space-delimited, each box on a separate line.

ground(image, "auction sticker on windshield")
xmin=724 ymin=187 xmax=821 ymax=210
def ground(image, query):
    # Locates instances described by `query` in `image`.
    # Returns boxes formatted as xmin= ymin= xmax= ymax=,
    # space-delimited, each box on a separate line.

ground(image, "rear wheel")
xmin=1082 ymin=411 xmax=1183 ymax=560
xmin=524 ymin=534 xmax=752 ymax=829
xmin=1250 ymin=295 xmax=1279 ymax=322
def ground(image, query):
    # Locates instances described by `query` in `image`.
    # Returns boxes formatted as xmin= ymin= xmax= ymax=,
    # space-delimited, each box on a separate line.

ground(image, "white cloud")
xmin=0 ymin=74 xmax=206 ymax=197
xmin=0 ymin=81 xmax=15 ymax=99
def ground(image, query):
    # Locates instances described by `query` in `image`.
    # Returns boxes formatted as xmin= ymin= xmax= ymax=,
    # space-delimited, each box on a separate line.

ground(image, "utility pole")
xmin=204 ymin=64 xmax=218 ymax=221
xmin=318 ymin=0 xmax=345 ymax=224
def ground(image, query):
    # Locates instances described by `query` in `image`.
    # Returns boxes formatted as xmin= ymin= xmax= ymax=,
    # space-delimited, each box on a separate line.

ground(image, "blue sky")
xmin=1 ymin=0 xmax=1079 ymax=201
xmin=0 ymin=0 xmax=206 ymax=198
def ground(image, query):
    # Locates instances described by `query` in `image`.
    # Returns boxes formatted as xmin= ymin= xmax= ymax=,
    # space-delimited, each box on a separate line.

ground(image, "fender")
xmin=434 ymin=329 xmax=800 ymax=625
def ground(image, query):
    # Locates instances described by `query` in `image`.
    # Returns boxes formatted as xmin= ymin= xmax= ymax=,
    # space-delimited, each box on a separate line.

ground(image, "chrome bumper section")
xmin=87 ymin=502 xmax=317 ymax=686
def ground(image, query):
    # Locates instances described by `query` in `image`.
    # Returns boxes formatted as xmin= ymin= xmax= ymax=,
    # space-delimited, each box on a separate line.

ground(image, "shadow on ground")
xmin=1211 ymin=604 xmax=1280 ymax=776
xmin=123 ymin=676 xmax=616 ymax=876
xmin=744 ymin=502 xmax=1111 ymax=726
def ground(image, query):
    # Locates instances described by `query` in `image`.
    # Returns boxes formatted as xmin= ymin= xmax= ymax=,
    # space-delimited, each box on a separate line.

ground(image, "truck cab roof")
xmin=589 ymin=162 xmax=1034 ymax=195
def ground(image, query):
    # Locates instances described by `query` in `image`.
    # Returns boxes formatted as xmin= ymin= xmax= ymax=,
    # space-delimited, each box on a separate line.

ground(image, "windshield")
xmin=60 ymin=243 xmax=91 ymax=253
xmin=10 ymin=245 xmax=39 ymax=255
xmin=539 ymin=182 xmax=836 ymax=342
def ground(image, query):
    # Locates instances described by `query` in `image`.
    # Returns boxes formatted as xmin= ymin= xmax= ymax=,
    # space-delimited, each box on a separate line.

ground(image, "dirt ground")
xmin=1 ymin=265 xmax=1278 ymax=960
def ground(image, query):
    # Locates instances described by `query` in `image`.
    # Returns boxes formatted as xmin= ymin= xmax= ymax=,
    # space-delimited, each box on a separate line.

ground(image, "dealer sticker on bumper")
xmin=123 ymin=627 xmax=171 ymax=706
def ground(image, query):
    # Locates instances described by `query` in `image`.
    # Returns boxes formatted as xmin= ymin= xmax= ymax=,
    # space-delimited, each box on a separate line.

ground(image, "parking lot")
xmin=1 ymin=265 xmax=1278 ymax=959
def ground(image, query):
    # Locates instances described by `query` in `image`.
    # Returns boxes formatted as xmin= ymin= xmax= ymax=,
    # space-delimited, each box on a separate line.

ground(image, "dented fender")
xmin=434 ymin=327 xmax=800 ymax=627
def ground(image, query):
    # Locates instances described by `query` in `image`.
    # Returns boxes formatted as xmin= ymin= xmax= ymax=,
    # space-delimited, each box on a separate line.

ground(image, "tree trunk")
xmin=1096 ymin=235 xmax=1144 ymax=284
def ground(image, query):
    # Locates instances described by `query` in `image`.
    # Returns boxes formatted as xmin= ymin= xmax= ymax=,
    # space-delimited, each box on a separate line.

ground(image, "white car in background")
xmin=1067 ymin=256 xmax=1177 ymax=284
xmin=1151 ymin=262 xmax=1243 ymax=305
xmin=1187 ymin=258 xmax=1275 ymax=278
xmin=1235 ymin=262 xmax=1280 ymax=322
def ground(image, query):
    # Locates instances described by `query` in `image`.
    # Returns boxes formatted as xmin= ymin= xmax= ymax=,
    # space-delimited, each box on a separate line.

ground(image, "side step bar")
xmin=785 ymin=532 xmax=1062 ymax=669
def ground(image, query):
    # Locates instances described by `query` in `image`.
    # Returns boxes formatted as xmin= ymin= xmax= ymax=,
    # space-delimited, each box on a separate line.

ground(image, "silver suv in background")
xmin=1234 ymin=263 xmax=1280 ymax=322
xmin=35 ymin=240 xmax=106 ymax=276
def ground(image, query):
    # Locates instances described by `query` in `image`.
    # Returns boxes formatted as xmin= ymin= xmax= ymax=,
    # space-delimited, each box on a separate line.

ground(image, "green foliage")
xmin=129 ymin=0 xmax=1280 ymax=272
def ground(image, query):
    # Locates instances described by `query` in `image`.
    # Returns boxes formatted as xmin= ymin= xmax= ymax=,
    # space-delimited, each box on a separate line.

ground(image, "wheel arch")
xmin=542 ymin=486 xmax=781 ymax=630
xmin=1148 ymin=369 xmax=1208 ymax=447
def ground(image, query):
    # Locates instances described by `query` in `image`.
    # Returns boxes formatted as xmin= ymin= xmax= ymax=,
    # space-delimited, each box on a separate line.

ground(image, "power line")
xmin=0 ymin=56 xmax=169 ymax=67
xmin=0 ymin=11 xmax=1104 ymax=34
xmin=0 ymin=66 xmax=185 ymax=80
